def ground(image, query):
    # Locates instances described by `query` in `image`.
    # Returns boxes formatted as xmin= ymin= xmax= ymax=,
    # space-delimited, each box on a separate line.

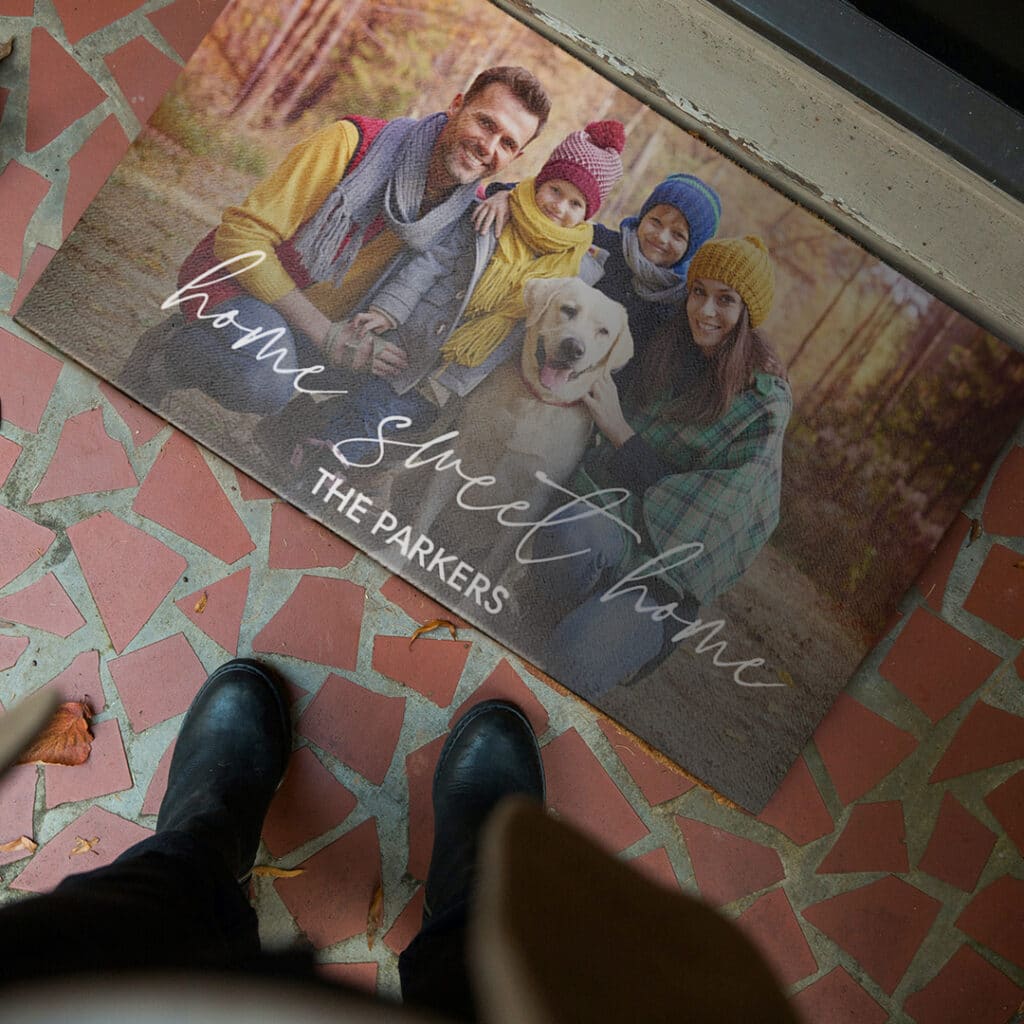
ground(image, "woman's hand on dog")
xmin=583 ymin=371 xmax=635 ymax=448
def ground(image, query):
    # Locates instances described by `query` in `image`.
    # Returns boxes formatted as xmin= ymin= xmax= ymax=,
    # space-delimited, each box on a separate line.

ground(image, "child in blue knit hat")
xmin=475 ymin=172 xmax=722 ymax=395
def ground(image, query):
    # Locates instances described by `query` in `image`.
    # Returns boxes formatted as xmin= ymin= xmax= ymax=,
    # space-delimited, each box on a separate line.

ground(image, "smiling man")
xmin=121 ymin=67 xmax=550 ymax=416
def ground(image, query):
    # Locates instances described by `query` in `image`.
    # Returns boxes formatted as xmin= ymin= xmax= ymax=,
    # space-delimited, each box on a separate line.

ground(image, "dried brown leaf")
xmin=776 ymin=669 xmax=796 ymax=688
xmin=409 ymin=618 xmax=458 ymax=647
xmin=0 ymin=836 xmax=37 ymax=855
xmin=366 ymin=881 xmax=384 ymax=949
xmin=968 ymin=518 xmax=982 ymax=545
xmin=16 ymin=701 xmax=93 ymax=766
xmin=251 ymin=865 xmax=304 ymax=878
xmin=69 ymin=835 xmax=100 ymax=857
xmin=1014 ymin=560 xmax=1024 ymax=570
xmin=0 ymin=38 xmax=13 ymax=62
xmin=194 ymin=591 xmax=208 ymax=613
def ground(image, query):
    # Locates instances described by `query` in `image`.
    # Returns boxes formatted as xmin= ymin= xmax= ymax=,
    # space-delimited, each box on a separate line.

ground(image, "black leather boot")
xmin=156 ymin=659 xmax=291 ymax=883
xmin=424 ymin=701 xmax=545 ymax=922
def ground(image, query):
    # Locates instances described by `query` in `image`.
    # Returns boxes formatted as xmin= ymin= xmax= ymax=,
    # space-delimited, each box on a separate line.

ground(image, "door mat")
xmin=17 ymin=0 xmax=1024 ymax=811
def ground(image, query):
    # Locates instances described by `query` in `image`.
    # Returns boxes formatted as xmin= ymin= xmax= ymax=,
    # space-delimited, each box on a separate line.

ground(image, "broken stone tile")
xmin=918 ymin=791 xmax=997 ymax=892
xmin=816 ymin=802 xmax=909 ymax=875
xmin=0 ymin=328 xmax=62 ymax=433
xmin=597 ymin=718 xmax=693 ymax=806
xmin=372 ymin=635 xmax=470 ymax=708
xmin=0 ymin=573 xmax=85 ymax=638
xmin=174 ymin=568 xmax=250 ymax=655
xmin=0 ymin=505 xmax=56 ymax=589
xmin=44 ymin=718 xmax=132 ymax=807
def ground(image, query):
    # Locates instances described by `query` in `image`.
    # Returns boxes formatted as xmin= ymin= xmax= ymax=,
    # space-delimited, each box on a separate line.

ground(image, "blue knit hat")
xmin=623 ymin=174 xmax=722 ymax=275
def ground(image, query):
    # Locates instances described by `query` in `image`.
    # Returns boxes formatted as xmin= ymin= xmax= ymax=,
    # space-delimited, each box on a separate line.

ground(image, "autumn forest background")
xmin=60 ymin=0 xmax=1024 ymax=642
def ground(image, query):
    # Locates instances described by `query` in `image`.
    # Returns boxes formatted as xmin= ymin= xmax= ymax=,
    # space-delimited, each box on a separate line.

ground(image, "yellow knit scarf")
xmin=438 ymin=178 xmax=593 ymax=368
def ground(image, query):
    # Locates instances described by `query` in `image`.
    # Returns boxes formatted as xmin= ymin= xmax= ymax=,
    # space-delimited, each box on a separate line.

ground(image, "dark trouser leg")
xmin=398 ymin=901 xmax=475 ymax=1022
xmin=0 ymin=830 xmax=259 ymax=985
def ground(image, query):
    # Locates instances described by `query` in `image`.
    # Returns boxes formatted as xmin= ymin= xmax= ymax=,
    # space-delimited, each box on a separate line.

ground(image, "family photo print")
xmin=18 ymin=0 xmax=1024 ymax=811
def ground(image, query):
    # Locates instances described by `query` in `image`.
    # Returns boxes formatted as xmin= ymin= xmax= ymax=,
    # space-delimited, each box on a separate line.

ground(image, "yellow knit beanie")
xmin=686 ymin=235 xmax=774 ymax=327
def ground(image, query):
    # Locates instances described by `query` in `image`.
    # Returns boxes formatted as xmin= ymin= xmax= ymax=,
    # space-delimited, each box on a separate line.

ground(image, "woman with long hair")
xmin=528 ymin=235 xmax=792 ymax=697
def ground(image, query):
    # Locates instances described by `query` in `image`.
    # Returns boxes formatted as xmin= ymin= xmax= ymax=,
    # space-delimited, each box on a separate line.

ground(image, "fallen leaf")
xmin=194 ymin=591 xmax=209 ymax=613
xmin=776 ymin=669 xmax=795 ymax=688
xmin=1014 ymin=560 xmax=1024 ymax=570
xmin=366 ymin=881 xmax=384 ymax=949
xmin=16 ymin=701 xmax=93 ymax=766
xmin=69 ymin=835 xmax=100 ymax=857
xmin=409 ymin=618 xmax=458 ymax=648
xmin=968 ymin=518 xmax=982 ymax=545
xmin=0 ymin=836 xmax=37 ymax=855
xmin=251 ymin=865 xmax=304 ymax=878
xmin=0 ymin=38 xmax=13 ymax=62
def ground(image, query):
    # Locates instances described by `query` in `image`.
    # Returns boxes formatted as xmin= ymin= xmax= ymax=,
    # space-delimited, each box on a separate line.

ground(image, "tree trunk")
xmin=230 ymin=0 xmax=312 ymax=117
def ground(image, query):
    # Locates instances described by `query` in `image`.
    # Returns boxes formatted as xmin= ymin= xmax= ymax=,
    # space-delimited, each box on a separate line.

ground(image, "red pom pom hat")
xmin=536 ymin=120 xmax=626 ymax=219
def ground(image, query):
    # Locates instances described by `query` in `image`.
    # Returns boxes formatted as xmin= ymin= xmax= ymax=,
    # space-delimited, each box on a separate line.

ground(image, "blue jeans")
xmin=530 ymin=512 xmax=671 ymax=698
xmin=162 ymin=296 xmax=350 ymax=416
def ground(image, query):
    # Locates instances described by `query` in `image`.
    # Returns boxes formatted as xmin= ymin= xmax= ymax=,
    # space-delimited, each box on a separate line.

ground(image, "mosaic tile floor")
xmin=1 ymin=3 xmax=1023 ymax=1018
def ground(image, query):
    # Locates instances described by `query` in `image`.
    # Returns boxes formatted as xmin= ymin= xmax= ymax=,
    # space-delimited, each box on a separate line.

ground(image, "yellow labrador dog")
xmin=411 ymin=277 xmax=633 ymax=572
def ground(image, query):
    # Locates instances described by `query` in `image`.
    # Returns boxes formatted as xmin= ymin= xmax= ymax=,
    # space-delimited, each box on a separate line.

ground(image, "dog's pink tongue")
xmin=540 ymin=364 xmax=571 ymax=392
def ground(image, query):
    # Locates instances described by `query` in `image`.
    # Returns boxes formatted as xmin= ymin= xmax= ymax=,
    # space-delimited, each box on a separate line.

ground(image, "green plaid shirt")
xmin=574 ymin=373 xmax=791 ymax=604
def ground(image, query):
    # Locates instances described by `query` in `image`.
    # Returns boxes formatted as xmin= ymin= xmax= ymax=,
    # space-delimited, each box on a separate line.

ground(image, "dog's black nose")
xmin=558 ymin=336 xmax=585 ymax=362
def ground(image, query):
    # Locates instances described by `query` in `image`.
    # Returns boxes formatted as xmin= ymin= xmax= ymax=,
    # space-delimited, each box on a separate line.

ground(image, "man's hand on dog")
xmin=583 ymin=371 xmax=635 ymax=448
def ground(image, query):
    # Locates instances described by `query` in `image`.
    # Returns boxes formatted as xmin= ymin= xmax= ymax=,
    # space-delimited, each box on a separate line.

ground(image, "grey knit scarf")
xmin=294 ymin=112 xmax=477 ymax=286
xmin=621 ymin=223 xmax=688 ymax=304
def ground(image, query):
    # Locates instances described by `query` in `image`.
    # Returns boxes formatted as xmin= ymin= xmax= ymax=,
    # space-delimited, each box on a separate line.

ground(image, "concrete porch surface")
xmin=1 ymin=2 xmax=1022 ymax=1019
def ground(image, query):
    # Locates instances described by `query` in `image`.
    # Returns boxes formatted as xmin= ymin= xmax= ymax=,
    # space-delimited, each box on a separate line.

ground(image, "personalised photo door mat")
xmin=18 ymin=0 xmax=1024 ymax=811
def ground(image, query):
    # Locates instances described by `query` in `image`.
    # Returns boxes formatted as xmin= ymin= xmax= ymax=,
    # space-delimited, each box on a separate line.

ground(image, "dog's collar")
xmin=518 ymin=361 xmax=584 ymax=407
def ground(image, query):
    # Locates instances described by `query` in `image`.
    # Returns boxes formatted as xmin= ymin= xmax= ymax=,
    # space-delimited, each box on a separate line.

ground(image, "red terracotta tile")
xmin=983 ymin=446 xmax=1024 ymax=537
xmin=543 ymin=729 xmax=648 ymax=854
xmin=269 ymin=502 xmax=356 ymax=570
xmin=0 ymin=505 xmax=56 ymax=588
xmin=0 ymin=1 xmax=34 ymax=16
xmin=372 ymin=635 xmax=471 ymax=708
xmin=0 ymin=573 xmax=85 ymax=637
xmin=297 ymin=674 xmax=405 ymax=786
xmin=61 ymin=115 xmax=131 ymax=239
xmin=817 ymin=802 xmax=908 ymax=874
xmin=789 ymin=967 xmax=887 ymax=1024
xmin=985 ymin=770 xmax=1024 ymax=858
xmin=0 ymin=435 xmax=22 ymax=487
xmin=929 ymin=701 xmax=1024 ymax=782
xmin=252 ymin=576 xmax=364 ymax=671
xmin=11 ymin=805 xmax=152 ymax=892
xmin=0 ymin=765 xmax=39 ymax=865
xmin=0 ymin=161 xmax=50 ymax=278
xmin=67 ymin=510 xmax=186 ymax=653
xmin=140 ymin=739 xmax=175 ymax=816
xmin=44 ymin=718 xmax=132 ymax=808
xmin=675 ymin=816 xmax=784 ymax=907
xmin=0 ymin=328 xmax=63 ymax=433
xmin=735 ymin=889 xmax=817 ymax=987
xmin=813 ymin=693 xmax=918 ymax=805
xmin=383 ymin=886 xmax=425 ymax=954
xmin=904 ymin=943 xmax=1023 ymax=1024
xmin=28 ymin=407 xmax=138 ymax=503
xmin=756 ymin=755 xmax=833 ymax=846
xmin=51 ymin=0 xmax=146 ymax=44
xmin=629 ymin=847 xmax=678 ymax=890
xmin=9 ymin=243 xmax=57 ymax=316
xmin=148 ymin=0 xmax=226 ymax=60
xmin=916 ymin=512 xmax=970 ymax=612
xmin=98 ymin=382 xmax=166 ymax=446
xmin=964 ymin=543 xmax=1024 ymax=638
xmin=235 ymin=468 xmax=274 ymax=500
xmin=133 ymin=432 xmax=254 ymax=564
xmin=275 ymin=817 xmax=381 ymax=949
xmin=103 ymin=35 xmax=182 ymax=127
xmin=405 ymin=735 xmax=446 ymax=880
xmin=40 ymin=649 xmax=105 ymax=713
xmin=918 ymin=791 xmax=997 ymax=891
xmin=597 ymin=718 xmax=693 ymax=805
xmin=378 ymin=575 xmax=470 ymax=628
xmin=879 ymin=608 xmax=1001 ymax=723
xmin=107 ymin=633 xmax=207 ymax=732
xmin=956 ymin=875 xmax=1024 ymax=970
xmin=174 ymin=568 xmax=249 ymax=655
xmin=451 ymin=659 xmax=549 ymax=737
xmin=263 ymin=746 xmax=358 ymax=858
xmin=802 ymin=876 xmax=941 ymax=995
xmin=0 ymin=636 xmax=30 ymax=671
xmin=25 ymin=29 xmax=106 ymax=152
xmin=317 ymin=962 xmax=378 ymax=994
